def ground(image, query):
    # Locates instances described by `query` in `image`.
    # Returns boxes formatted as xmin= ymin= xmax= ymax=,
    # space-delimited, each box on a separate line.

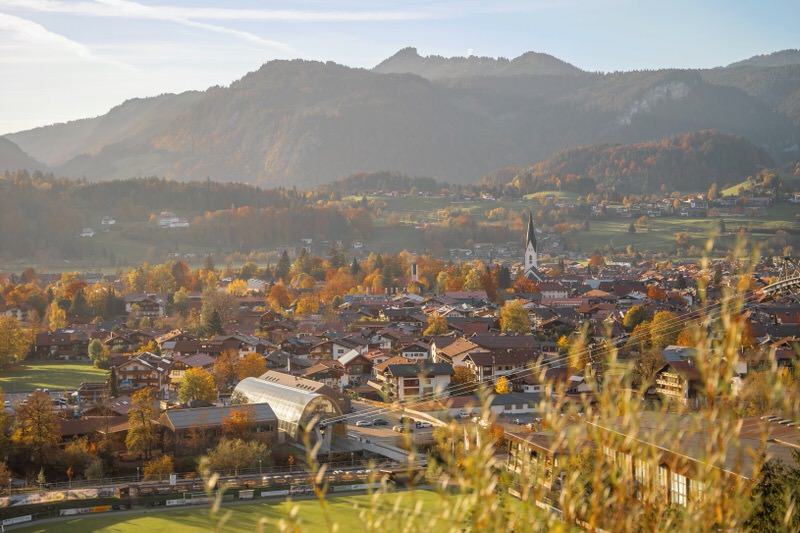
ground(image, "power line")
xmin=321 ymin=290 xmax=759 ymax=426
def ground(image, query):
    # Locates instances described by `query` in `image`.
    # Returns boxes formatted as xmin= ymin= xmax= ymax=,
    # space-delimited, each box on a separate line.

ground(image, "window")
xmin=691 ymin=479 xmax=705 ymax=502
xmin=657 ymin=466 xmax=669 ymax=499
xmin=603 ymin=446 xmax=615 ymax=465
xmin=634 ymin=459 xmax=651 ymax=500
xmin=618 ymin=452 xmax=632 ymax=480
xmin=670 ymin=471 xmax=687 ymax=506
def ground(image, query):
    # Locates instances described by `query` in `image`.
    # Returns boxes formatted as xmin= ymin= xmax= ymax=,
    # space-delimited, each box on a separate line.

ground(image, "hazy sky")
xmin=1 ymin=0 xmax=798 ymax=134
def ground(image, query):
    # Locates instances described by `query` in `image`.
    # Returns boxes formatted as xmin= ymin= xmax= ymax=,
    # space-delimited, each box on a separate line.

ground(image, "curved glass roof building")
xmin=233 ymin=376 xmax=341 ymax=440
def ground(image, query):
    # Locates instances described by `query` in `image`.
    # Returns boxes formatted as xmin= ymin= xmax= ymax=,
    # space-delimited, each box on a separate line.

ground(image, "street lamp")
xmin=259 ymin=459 xmax=262 ymax=475
xmin=136 ymin=467 xmax=140 ymax=482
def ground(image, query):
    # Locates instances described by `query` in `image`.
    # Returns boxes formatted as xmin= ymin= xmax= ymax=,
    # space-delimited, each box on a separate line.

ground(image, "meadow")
xmin=13 ymin=490 xmax=447 ymax=533
xmin=0 ymin=361 xmax=107 ymax=394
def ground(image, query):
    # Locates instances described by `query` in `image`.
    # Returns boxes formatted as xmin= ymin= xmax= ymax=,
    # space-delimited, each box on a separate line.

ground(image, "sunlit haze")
xmin=1 ymin=0 xmax=799 ymax=133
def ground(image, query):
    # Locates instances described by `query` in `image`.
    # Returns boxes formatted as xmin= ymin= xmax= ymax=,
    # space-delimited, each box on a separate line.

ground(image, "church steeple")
xmin=524 ymin=210 xmax=541 ymax=281
xmin=525 ymin=211 xmax=537 ymax=253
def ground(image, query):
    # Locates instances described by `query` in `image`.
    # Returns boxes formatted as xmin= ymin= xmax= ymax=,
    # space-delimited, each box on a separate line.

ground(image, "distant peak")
xmin=395 ymin=47 xmax=420 ymax=57
xmin=374 ymin=47 xmax=582 ymax=79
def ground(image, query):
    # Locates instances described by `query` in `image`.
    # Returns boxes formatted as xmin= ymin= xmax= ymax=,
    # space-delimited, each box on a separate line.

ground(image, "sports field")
xmin=13 ymin=491 xmax=445 ymax=533
xmin=0 ymin=361 xmax=107 ymax=394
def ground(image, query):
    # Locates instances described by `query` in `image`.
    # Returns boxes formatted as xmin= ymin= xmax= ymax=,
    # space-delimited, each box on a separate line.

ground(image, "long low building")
xmin=159 ymin=403 xmax=279 ymax=455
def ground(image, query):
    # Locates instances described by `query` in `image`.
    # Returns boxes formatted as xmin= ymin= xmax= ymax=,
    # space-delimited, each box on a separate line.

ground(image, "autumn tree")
xmin=463 ymin=269 xmax=482 ymax=291
xmin=12 ymin=390 xmax=61 ymax=467
xmin=201 ymin=289 xmax=237 ymax=327
xmin=423 ymin=312 xmax=448 ymax=336
xmin=633 ymin=348 xmax=666 ymax=388
xmin=622 ymin=305 xmax=648 ymax=332
xmin=627 ymin=321 xmax=651 ymax=353
xmin=45 ymin=300 xmax=66 ymax=332
xmin=172 ymin=287 xmax=191 ymax=317
xmin=226 ymin=279 xmax=249 ymax=296
xmin=142 ymin=455 xmax=173 ymax=481
xmin=650 ymin=310 xmax=680 ymax=349
xmin=178 ymin=368 xmax=217 ymax=404
xmin=87 ymin=338 xmax=109 ymax=369
xmin=235 ymin=352 xmax=267 ymax=381
xmin=220 ymin=405 xmax=255 ymax=438
xmin=480 ymin=268 xmax=498 ymax=301
xmin=266 ymin=282 xmax=291 ymax=312
xmin=212 ymin=350 xmax=238 ymax=392
xmin=126 ymin=387 xmax=158 ymax=460
xmin=0 ymin=316 xmax=28 ymax=368
xmin=494 ymin=376 xmax=512 ymax=395
xmin=63 ymin=436 xmax=92 ymax=478
xmin=512 ymin=275 xmax=539 ymax=294
xmin=500 ymin=301 xmax=530 ymax=335
xmin=295 ymin=294 xmax=319 ymax=316
xmin=147 ymin=264 xmax=176 ymax=293
xmin=449 ymin=366 xmax=475 ymax=394
xmin=206 ymin=437 xmax=270 ymax=476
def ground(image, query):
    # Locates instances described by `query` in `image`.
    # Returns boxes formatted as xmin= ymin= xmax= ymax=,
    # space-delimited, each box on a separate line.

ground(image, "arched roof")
xmin=233 ymin=376 xmax=341 ymax=439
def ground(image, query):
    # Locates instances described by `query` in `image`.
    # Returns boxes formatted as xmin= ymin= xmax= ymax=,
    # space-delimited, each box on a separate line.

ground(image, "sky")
xmin=1 ymin=0 xmax=799 ymax=134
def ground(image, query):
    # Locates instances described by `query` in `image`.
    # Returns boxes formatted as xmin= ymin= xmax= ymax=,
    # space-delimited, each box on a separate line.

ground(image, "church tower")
xmin=524 ymin=211 xmax=542 ymax=281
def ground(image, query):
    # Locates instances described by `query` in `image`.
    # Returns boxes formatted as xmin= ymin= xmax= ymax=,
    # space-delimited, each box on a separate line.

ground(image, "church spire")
xmin=526 ymin=211 xmax=537 ymax=252
xmin=523 ymin=210 xmax=541 ymax=280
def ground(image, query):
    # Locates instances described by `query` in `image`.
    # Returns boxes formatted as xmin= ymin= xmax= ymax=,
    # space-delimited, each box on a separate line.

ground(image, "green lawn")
xmin=14 ymin=490 xmax=448 ymax=533
xmin=571 ymin=206 xmax=800 ymax=256
xmin=0 ymin=362 xmax=107 ymax=394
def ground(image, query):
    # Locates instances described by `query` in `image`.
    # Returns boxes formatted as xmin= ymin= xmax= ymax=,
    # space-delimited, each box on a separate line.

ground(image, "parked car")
xmin=373 ymin=418 xmax=389 ymax=426
xmin=415 ymin=421 xmax=432 ymax=428
xmin=355 ymin=419 xmax=372 ymax=427
xmin=393 ymin=425 xmax=413 ymax=433
xmin=455 ymin=411 xmax=470 ymax=419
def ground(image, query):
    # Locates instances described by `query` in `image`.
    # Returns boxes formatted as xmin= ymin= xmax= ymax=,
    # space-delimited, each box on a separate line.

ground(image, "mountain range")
xmin=2 ymin=48 xmax=800 ymax=189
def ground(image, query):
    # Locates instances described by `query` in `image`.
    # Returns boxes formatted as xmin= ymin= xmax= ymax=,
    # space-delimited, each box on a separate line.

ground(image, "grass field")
xmin=0 ymin=361 xmax=107 ymax=394
xmin=14 ymin=490 xmax=446 ymax=533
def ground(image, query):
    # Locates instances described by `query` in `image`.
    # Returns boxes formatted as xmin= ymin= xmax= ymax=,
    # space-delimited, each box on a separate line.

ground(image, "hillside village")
xmin=0 ymin=217 xmax=798 ymax=524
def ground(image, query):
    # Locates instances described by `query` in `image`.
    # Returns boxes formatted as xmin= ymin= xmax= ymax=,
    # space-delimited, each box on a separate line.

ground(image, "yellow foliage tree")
xmin=235 ymin=352 xmax=267 ymax=381
xmin=295 ymin=295 xmax=319 ymax=316
xmin=178 ymin=368 xmax=217 ymax=404
xmin=423 ymin=312 xmax=448 ymax=336
xmin=45 ymin=301 xmax=66 ymax=332
xmin=494 ymin=375 xmax=512 ymax=395
xmin=226 ymin=279 xmax=249 ymax=296
xmin=500 ymin=301 xmax=530 ymax=334
xmin=142 ymin=455 xmax=173 ymax=481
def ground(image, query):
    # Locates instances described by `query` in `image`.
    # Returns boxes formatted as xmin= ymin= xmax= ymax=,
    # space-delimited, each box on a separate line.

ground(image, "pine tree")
xmin=350 ymin=257 xmax=361 ymax=276
xmin=496 ymin=266 xmax=511 ymax=290
xmin=109 ymin=367 xmax=119 ymax=397
xmin=69 ymin=288 xmax=90 ymax=317
xmin=203 ymin=309 xmax=224 ymax=337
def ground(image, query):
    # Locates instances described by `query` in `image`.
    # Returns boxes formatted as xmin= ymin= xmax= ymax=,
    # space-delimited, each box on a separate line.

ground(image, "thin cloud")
xmin=1 ymin=0 xmax=435 ymax=22
xmin=0 ymin=12 xmax=132 ymax=68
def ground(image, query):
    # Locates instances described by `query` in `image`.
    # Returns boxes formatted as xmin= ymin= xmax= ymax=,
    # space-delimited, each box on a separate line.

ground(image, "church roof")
xmin=524 ymin=264 xmax=545 ymax=282
xmin=526 ymin=211 xmax=537 ymax=252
